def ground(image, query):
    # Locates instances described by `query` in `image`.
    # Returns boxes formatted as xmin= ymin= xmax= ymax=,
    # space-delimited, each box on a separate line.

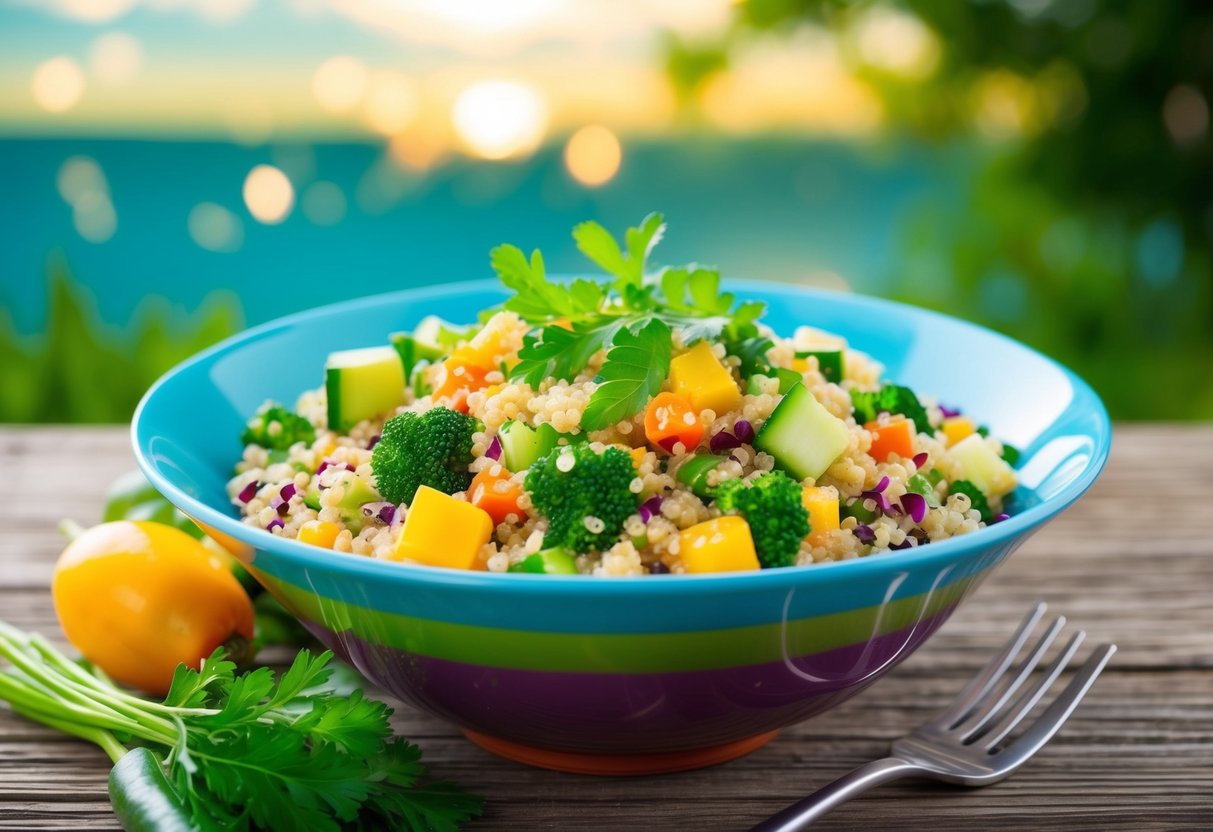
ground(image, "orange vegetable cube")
xmin=679 ymin=516 xmax=761 ymax=574
xmin=629 ymin=446 xmax=648 ymax=470
xmin=866 ymin=417 xmax=915 ymax=462
xmin=432 ymin=357 xmax=492 ymax=402
xmin=942 ymin=415 xmax=977 ymax=447
xmin=644 ymin=392 xmax=705 ymax=453
xmin=801 ymin=486 xmax=840 ymax=547
xmin=469 ymin=464 xmax=525 ymax=526
xmin=297 ymin=520 xmax=340 ymax=549
xmin=392 ymin=485 xmax=493 ymax=570
xmin=668 ymin=341 xmax=742 ymax=415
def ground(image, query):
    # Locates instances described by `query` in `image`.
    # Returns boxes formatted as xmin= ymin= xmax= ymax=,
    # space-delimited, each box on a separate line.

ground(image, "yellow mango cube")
xmin=297 ymin=520 xmax=340 ymax=549
xmin=942 ymin=415 xmax=976 ymax=447
xmin=669 ymin=341 xmax=742 ymax=415
xmin=392 ymin=485 xmax=493 ymax=570
xmin=679 ymin=516 xmax=760 ymax=574
xmin=801 ymin=486 xmax=840 ymax=546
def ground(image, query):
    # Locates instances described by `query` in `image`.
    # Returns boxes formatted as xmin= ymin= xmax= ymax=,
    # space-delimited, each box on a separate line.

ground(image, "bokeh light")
xmin=363 ymin=71 xmax=419 ymax=135
xmin=452 ymin=80 xmax=548 ymax=159
xmin=31 ymin=57 xmax=86 ymax=113
xmin=56 ymin=156 xmax=116 ymax=243
xmin=301 ymin=181 xmax=347 ymax=225
xmin=1162 ymin=84 xmax=1209 ymax=147
xmin=563 ymin=125 xmax=622 ymax=187
xmin=853 ymin=7 xmax=939 ymax=79
xmin=88 ymin=32 xmax=143 ymax=86
xmin=311 ymin=56 xmax=370 ymax=114
xmin=43 ymin=0 xmax=136 ymax=24
xmin=188 ymin=202 xmax=244 ymax=252
xmin=242 ymin=165 xmax=295 ymax=224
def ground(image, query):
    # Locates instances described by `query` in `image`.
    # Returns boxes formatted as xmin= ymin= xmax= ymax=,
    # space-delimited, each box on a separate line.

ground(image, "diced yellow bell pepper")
xmin=668 ymin=341 xmax=743 ymax=416
xmin=801 ymin=486 xmax=839 ymax=547
xmin=679 ymin=516 xmax=760 ymax=574
xmin=392 ymin=485 xmax=493 ymax=570
xmin=942 ymin=415 xmax=976 ymax=447
xmin=629 ymin=446 xmax=648 ymax=470
xmin=297 ymin=520 xmax=340 ymax=549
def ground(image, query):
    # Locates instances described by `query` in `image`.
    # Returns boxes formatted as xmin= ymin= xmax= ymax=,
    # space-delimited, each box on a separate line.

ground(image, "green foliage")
xmin=524 ymin=444 xmax=640 ymax=554
xmin=371 ymin=407 xmax=480 ymax=505
xmin=580 ymin=318 xmax=672 ymax=431
xmin=241 ymin=403 xmax=317 ymax=452
xmin=712 ymin=471 xmax=809 ymax=569
xmin=0 ymin=258 xmax=242 ymax=423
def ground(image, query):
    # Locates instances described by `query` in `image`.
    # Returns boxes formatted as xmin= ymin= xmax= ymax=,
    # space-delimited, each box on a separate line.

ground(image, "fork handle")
xmin=749 ymin=757 xmax=922 ymax=831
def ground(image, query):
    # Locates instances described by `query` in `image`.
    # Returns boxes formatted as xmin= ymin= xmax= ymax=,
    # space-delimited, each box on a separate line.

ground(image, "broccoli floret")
xmin=850 ymin=384 xmax=932 ymax=435
xmin=371 ymin=406 xmax=479 ymax=504
xmin=713 ymin=471 xmax=809 ymax=569
xmin=949 ymin=479 xmax=993 ymax=522
xmin=242 ymin=402 xmax=316 ymax=451
xmin=525 ymin=445 xmax=639 ymax=554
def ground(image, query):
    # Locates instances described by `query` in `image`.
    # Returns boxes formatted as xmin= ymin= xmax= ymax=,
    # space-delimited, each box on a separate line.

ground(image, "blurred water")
xmin=0 ymin=136 xmax=971 ymax=333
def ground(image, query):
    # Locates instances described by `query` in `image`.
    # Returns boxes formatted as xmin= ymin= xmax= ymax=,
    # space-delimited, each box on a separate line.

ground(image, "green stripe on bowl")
xmin=262 ymin=573 xmax=976 ymax=673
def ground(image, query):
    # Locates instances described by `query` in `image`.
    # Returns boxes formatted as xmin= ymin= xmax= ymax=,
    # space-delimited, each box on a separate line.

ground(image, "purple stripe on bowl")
xmin=300 ymin=603 xmax=957 ymax=755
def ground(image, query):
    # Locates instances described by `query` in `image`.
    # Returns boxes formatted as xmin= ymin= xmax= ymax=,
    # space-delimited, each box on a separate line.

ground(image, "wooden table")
xmin=1 ymin=425 xmax=1210 ymax=830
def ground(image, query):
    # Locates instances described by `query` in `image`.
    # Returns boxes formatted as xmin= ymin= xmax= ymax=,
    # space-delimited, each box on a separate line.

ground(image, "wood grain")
xmin=0 ymin=424 xmax=1210 ymax=830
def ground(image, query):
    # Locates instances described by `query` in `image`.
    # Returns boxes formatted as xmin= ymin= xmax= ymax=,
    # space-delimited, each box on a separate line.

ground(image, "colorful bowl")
xmin=133 ymin=281 xmax=1110 ymax=775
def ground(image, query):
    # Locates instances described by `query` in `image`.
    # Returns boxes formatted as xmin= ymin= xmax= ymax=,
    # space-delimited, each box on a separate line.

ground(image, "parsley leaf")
xmin=581 ymin=317 xmax=672 ymax=431
xmin=574 ymin=211 xmax=665 ymax=294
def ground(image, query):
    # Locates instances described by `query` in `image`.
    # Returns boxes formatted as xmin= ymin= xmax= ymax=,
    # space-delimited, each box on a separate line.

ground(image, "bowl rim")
xmin=132 ymin=278 xmax=1112 ymax=597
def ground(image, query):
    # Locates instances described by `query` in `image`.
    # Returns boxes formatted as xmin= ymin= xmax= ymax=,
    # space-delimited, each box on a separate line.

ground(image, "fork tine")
xmin=931 ymin=601 xmax=1047 ymax=728
xmin=977 ymin=629 xmax=1085 ymax=749
xmin=955 ymin=615 xmax=1067 ymax=737
xmin=998 ymin=643 xmax=1117 ymax=767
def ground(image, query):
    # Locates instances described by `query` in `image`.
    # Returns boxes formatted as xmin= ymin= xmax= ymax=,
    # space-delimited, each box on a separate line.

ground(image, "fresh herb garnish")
xmin=0 ymin=625 xmax=483 ymax=831
xmin=491 ymin=213 xmax=765 ymax=428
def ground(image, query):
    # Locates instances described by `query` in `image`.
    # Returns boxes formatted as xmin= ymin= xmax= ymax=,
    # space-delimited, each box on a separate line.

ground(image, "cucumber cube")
xmin=755 ymin=382 xmax=850 ymax=481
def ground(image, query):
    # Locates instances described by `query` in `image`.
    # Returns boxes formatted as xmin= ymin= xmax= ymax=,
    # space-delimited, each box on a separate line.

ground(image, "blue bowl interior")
xmin=134 ymin=280 xmax=1110 ymax=589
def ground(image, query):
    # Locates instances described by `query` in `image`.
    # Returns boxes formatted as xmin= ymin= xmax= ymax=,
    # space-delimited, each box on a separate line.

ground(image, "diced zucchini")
xmin=508 ymin=547 xmax=578 ymax=575
xmin=745 ymin=368 xmax=801 ymax=395
xmin=675 ymin=453 xmax=728 ymax=499
xmin=754 ymin=382 xmax=850 ymax=481
xmin=409 ymin=359 xmax=433 ymax=397
xmin=498 ymin=420 xmax=561 ymax=471
xmin=948 ymin=434 xmax=1017 ymax=499
xmin=325 ymin=346 xmax=405 ymax=431
xmin=389 ymin=331 xmax=446 ymax=379
xmin=795 ymin=350 xmax=844 ymax=382
xmin=841 ymin=497 xmax=877 ymax=523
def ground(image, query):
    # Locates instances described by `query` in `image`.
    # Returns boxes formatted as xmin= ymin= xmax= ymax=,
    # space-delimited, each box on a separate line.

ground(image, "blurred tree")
xmin=668 ymin=0 xmax=1213 ymax=418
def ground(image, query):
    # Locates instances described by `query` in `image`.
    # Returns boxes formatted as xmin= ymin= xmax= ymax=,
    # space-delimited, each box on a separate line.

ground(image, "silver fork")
xmin=752 ymin=602 xmax=1116 ymax=831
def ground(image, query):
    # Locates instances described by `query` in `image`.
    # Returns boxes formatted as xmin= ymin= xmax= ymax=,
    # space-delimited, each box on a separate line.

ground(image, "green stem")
xmin=0 ymin=673 xmax=169 ymax=745
xmin=12 ymin=704 xmax=128 ymax=764
xmin=58 ymin=517 xmax=86 ymax=542
xmin=0 ymin=632 xmax=135 ymax=722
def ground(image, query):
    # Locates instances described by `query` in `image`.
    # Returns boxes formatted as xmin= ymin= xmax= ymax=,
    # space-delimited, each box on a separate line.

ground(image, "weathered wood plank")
xmin=0 ymin=425 xmax=1211 ymax=830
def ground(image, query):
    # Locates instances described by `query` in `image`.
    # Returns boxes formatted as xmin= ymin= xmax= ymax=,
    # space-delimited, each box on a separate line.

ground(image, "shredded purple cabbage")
xmin=709 ymin=430 xmax=742 ymax=453
xmin=890 ymin=538 xmax=916 ymax=550
xmin=860 ymin=476 xmax=893 ymax=513
xmin=939 ymin=404 xmax=961 ymax=418
xmin=900 ymin=492 xmax=928 ymax=523
xmin=853 ymin=524 xmax=875 ymax=543
xmin=912 ymin=452 xmax=929 ymax=469
xmin=733 ymin=419 xmax=755 ymax=444
xmin=486 ymin=435 xmax=503 ymax=461
xmin=316 ymin=459 xmax=355 ymax=484
xmin=367 ymin=434 xmax=381 ymax=451
xmin=361 ymin=501 xmax=396 ymax=525
xmin=237 ymin=481 xmax=261 ymax=503
xmin=266 ymin=517 xmax=284 ymax=532
xmin=280 ymin=482 xmax=297 ymax=501
xmin=639 ymin=495 xmax=664 ymax=524
xmin=270 ymin=483 xmax=296 ymax=516
xmin=992 ymin=513 xmax=1010 ymax=524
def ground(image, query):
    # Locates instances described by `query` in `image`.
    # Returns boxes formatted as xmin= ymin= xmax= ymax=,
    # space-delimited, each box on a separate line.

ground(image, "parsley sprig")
xmin=491 ymin=213 xmax=765 ymax=431
xmin=0 ymin=623 xmax=482 ymax=831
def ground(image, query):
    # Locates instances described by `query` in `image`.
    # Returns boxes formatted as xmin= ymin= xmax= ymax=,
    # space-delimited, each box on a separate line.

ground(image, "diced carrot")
xmin=866 ymin=417 xmax=915 ymax=462
xmin=643 ymin=392 xmax=705 ymax=454
xmin=469 ymin=464 xmax=525 ymax=526
xmin=433 ymin=357 xmax=492 ymax=403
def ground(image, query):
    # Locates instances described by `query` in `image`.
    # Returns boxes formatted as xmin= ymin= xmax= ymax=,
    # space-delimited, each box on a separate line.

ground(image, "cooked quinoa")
xmin=227 ymin=216 xmax=1019 ymax=576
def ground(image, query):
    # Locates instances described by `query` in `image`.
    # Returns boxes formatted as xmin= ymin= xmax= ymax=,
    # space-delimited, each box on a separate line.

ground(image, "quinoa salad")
xmin=228 ymin=214 xmax=1020 ymax=577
